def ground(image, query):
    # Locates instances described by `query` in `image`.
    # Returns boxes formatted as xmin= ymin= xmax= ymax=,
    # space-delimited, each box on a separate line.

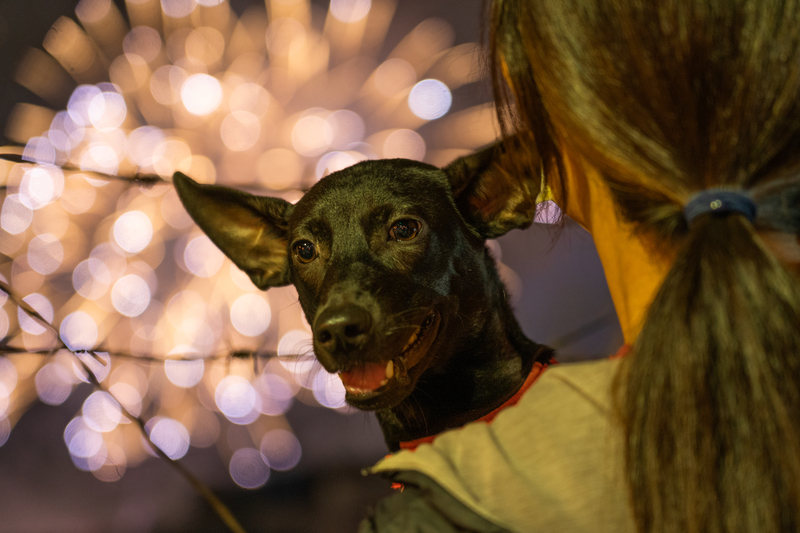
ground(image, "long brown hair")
xmin=489 ymin=1 xmax=800 ymax=532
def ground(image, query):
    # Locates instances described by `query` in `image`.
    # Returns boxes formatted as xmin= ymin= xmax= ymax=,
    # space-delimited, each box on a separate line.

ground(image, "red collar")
xmin=611 ymin=343 xmax=632 ymax=359
xmin=398 ymin=358 xmax=555 ymax=451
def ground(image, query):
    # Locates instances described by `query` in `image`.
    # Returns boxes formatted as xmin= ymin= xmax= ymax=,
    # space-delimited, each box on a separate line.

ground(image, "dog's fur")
xmin=174 ymin=143 xmax=553 ymax=451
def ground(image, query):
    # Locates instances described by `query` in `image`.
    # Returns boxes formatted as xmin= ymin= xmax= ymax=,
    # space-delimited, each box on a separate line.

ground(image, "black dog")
xmin=174 ymin=143 xmax=553 ymax=451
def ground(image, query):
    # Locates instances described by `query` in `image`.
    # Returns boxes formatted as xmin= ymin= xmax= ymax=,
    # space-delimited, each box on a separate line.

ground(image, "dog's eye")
xmin=294 ymin=241 xmax=317 ymax=263
xmin=389 ymin=219 xmax=421 ymax=241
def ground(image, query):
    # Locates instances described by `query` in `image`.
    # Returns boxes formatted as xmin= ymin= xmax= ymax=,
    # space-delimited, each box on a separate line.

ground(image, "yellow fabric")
xmin=370 ymin=358 xmax=635 ymax=533
xmin=558 ymin=153 xmax=670 ymax=343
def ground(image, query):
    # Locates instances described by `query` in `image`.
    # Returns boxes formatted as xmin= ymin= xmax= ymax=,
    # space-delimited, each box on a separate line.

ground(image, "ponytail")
xmin=620 ymin=211 xmax=800 ymax=533
xmin=488 ymin=1 xmax=800 ymax=531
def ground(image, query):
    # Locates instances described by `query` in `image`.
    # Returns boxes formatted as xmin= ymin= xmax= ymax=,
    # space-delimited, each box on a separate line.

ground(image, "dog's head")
xmin=174 ymin=141 xmax=539 ymax=411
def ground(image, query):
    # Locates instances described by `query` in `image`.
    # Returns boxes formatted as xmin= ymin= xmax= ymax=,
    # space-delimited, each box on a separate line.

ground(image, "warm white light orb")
xmin=220 ymin=111 xmax=261 ymax=152
xmin=184 ymin=235 xmax=224 ymax=278
xmin=260 ymin=429 xmax=301 ymax=471
xmin=230 ymin=448 xmax=270 ymax=489
xmin=114 ymin=211 xmax=153 ymax=254
xmin=330 ymin=0 xmax=371 ymax=23
xmin=164 ymin=357 xmax=204 ymax=388
xmin=60 ymin=311 xmax=98 ymax=351
xmin=88 ymin=91 xmax=127 ymax=131
xmin=18 ymin=294 xmax=54 ymax=335
xmin=111 ymin=275 xmax=151 ymax=317
xmin=28 ymin=233 xmax=64 ymax=275
xmin=408 ymin=79 xmax=452 ymax=120
xmin=82 ymin=391 xmax=123 ymax=433
xmin=148 ymin=417 xmax=190 ymax=459
xmin=180 ymin=74 xmax=223 ymax=116
xmin=230 ymin=294 xmax=271 ymax=337
xmin=291 ymin=115 xmax=333 ymax=157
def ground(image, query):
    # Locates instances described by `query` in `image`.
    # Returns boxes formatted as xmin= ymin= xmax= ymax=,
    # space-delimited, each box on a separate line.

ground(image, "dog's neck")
xmin=376 ymin=264 xmax=553 ymax=451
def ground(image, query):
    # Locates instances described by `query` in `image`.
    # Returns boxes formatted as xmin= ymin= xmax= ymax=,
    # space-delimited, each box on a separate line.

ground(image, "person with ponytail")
xmin=360 ymin=1 xmax=800 ymax=532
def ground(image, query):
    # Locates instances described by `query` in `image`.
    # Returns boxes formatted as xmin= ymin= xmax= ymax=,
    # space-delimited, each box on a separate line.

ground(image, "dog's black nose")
xmin=315 ymin=305 xmax=373 ymax=354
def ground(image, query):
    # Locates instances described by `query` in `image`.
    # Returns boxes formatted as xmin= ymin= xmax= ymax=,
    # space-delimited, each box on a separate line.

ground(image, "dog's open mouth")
xmin=338 ymin=311 xmax=439 ymax=405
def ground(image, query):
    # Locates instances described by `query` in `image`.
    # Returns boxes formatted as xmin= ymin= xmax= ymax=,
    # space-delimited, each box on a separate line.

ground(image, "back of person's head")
xmin=489 ymin=1 xmax=800 ymax=532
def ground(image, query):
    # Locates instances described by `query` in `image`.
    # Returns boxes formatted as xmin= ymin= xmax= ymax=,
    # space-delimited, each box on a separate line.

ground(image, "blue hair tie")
xmin=683 ymin=189 xmax=757 ymax=227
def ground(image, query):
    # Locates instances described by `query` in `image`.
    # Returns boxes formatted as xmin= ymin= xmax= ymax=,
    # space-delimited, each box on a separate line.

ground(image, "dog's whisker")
xmin=387 ymin=307 xmax=430 ymax=320
xmin=383 ymin=325 xmax=421 ymax=336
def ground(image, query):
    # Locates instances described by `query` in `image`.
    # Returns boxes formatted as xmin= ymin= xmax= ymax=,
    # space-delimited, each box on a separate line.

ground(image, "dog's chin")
xmin=340 ymin=311 xmax=440 ymax=411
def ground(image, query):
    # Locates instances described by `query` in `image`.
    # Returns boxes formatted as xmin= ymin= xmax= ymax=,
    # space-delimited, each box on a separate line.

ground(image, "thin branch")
xmin=0 ymin=344 xmax=283 ymax=363
xmin=0 ymin=281 xmax=249 ymax=533
xmin=0 ymin=149 xmax=311 ymax=194
xmin=0 ymin=152 xmax=166 ymax=187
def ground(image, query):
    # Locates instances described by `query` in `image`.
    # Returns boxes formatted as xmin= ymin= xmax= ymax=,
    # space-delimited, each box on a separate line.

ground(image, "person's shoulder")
xmin=545 ymin=357 xmax=621 ymax=404
xmin=518 ymin=356 xmax=621 ymax=415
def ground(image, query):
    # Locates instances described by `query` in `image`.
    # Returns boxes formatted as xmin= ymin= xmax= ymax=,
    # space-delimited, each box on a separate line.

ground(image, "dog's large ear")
xmin=173 ymin=172 xmax=294 ymax=290
xmin=444 ymin=137 xmax=541 ymax=238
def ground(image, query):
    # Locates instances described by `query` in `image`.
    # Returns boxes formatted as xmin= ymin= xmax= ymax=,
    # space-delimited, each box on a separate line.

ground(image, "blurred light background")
xmin=0 ymin=0 xmax=622 ymax=531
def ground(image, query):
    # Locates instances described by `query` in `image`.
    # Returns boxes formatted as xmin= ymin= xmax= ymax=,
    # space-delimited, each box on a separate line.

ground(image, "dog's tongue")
xmin=339 ymin=362 xmax=387 ymax=392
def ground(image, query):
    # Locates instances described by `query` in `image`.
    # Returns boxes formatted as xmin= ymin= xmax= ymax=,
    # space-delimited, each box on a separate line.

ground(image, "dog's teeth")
xmin=403 ymin=332 xmax=418 ymax=351
xmin=386 ymin=360 xmax=394 ymax=379
xmin=379 ymin=379 xmax=388 ymax=387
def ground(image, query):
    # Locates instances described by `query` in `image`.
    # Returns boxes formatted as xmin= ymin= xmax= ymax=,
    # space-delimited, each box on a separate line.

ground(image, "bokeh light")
xmin=229 ymin=448 xmax=269 ymax=489
xmin=0 ymin=419 xmax=10 ymax=447
xmin=79 ymin=142 xmax=120 ymax=174
xmin=147 ymin=417 xmax=190 ymax=460
xmin=2 ymin=0 xmax=493 ymax=491
xmin=123 ymin=26 xmax=162 ymax=62
xmin=65 ymin=417 xmax=105 ymax=462
xmin=93 ymin=443 xmax=127 ymax=483
xmin=161 ymin=0 xmax=198 ymax=19
xmin=73 ymin=351 xmax=112 ymax=383
xmin=0 ymin=383 xmax=9 ymax=419
xmin=408 ymin=79 xmax=452 ymax=120
xmin=330 ymin=0 xmax=372 ymax=23
xmin=277 ymin=329 xmax=315 ymax=379
xmin=253 ymin=372 xmax=295 ymax=416
xmin=183 ymin=235 xmax=224 ymax=278
xmin=111 ymin=274 xmax=151 ymax=317
xmin=72 ymin=258 xmax=112 ymax=300
xmin=27 ymin=233 xmax=64 ymax=275
xmin=181 ymin=74 xmax=223 ymax=116
xmin=0 ymin=358 xmax=18 ymax=396
xmin=60 ymin=311 xmax=99 ymax=351
xmin=292 ymin=115 xmax=334 ymax=157
xmin=108 ymin=382 xmax=142 ymax=417
xmin=68 ymin=85 xmax=102 ymax=127
xmin=312 ymin=369 xmax=347 ymax=409
xmin=82 ymin=391 xmax=123 ymax=432
xmin=35 ymin=362 xmax=75 ymax=405
xmin=88 ymin=91 xmax=127 ymax=131
xmin=1 ymin=195 xmax=34 ymax=234
xmin=374 ymin=58 xmax=416 ymax=97
xmin=19 ymin=166 xmax=64 ymax=209
xmin=220 ymin=112 xmax=261 ymax=152
xmin=260 ymin=429 xmax=301 ymax=471
xmin=230 ymin=294 xmax=271 ymax=337
xmin=165 ymin=357 xmax=204 ymax=388
xmin=114 ymin=211 xmax=154 ymax=253
xmin=215 ymin=375 xmax=257 ymax=421
xmin=17 ymin=293 xmax=54 ymax=335
xmin=383 ymin=129 xmax=426 ymax=160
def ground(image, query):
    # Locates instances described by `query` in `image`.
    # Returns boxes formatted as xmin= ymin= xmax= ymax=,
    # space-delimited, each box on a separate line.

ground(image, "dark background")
xmin=0 ymin=1 xmax=622 ymax=531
